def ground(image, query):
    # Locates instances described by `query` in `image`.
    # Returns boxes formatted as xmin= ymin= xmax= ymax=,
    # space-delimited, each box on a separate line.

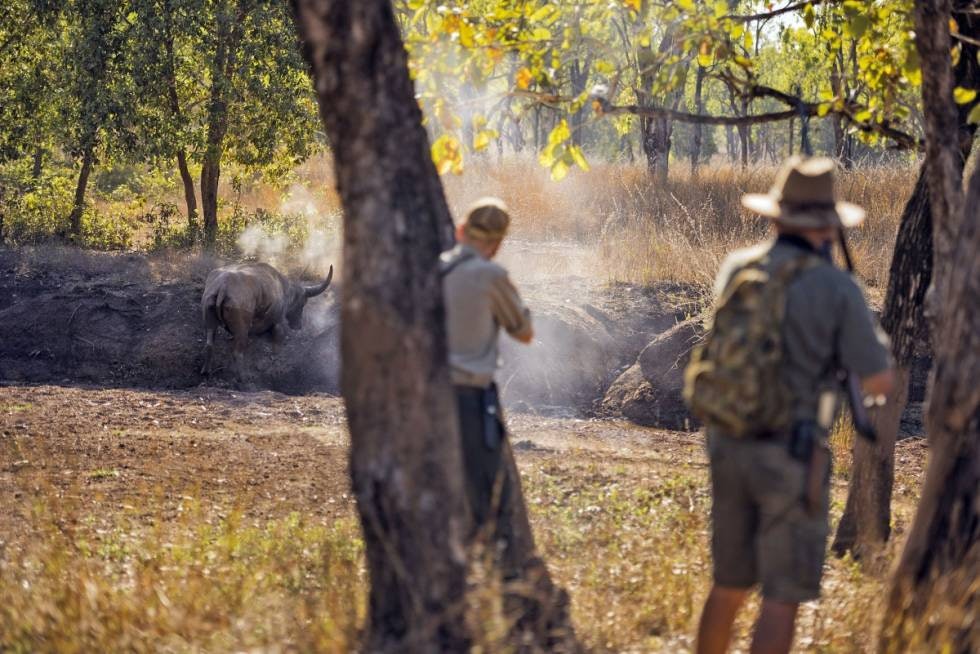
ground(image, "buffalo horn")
xmin=305 ymin=265 xmax=334 ymax=297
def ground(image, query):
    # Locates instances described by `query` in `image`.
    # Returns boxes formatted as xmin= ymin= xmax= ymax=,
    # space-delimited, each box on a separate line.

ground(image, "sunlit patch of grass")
xmin=519 ymin=449 xmax=914 ymax=653
xmin=1 ymin=402 xmax=35 ymax=413
xmin=87 ymin=468 xmax=120 ymax=480
xmin=0 ymin=504 xmax=365 ymax=653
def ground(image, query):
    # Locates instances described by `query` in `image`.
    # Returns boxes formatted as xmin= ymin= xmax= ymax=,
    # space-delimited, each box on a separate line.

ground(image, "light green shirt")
xmin=441 ymin=244 xmax=532 ymax=387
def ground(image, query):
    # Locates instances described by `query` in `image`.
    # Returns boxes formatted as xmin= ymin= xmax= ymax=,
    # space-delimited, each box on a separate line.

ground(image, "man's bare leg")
xmin=697 ymin=585 xmax=749 ymax=654
xmin=749 ymin=599 xmax=798 ymax=654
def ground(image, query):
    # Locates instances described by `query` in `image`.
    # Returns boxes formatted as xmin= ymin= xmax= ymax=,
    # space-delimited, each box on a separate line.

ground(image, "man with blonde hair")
xmin=441 ymin=197 xmax=533 ymax=553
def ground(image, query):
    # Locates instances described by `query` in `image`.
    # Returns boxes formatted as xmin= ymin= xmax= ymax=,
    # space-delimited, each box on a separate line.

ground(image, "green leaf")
xmin=803 ymin=3 xmax=816 ymax=28
xmin=846 ymin=15 xmax=870 ymax=39
xmin=953 ymin=87 xmax=977 ymax=104
xmin=967 ymin=103 xmax=980 ymax=124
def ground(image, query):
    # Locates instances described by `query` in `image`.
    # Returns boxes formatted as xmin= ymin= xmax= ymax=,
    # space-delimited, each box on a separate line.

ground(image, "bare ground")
xmin=0 ymin=384 xmax=930 ymax=652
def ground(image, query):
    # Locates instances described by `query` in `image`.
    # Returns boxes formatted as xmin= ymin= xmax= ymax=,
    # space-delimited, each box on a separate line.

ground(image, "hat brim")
xmin=741 ymin=193 xmax=866 ymax=228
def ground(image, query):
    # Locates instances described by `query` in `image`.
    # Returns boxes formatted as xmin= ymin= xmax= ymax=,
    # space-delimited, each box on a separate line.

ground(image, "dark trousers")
xmin=455 ymin=384 xmax=513 ymax=547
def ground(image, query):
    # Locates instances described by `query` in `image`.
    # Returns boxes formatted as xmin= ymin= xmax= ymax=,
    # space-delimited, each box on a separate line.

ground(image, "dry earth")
xmin=0 ymin=384 xmax=930 ymax=652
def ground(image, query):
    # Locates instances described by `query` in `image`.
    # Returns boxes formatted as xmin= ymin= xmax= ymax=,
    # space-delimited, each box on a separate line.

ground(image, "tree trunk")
xmin=833 ymin=170 xmax=932 ymax=560
xmin=568 ymin=56 xmax=591 ymax=147
xmin=200 ymin=1 xmax=240 ymax=248
xmin=31 ymin=146 xmax=43 ymax=180
xmin=638 ymin=28 xmax=680 ymax=183
xmin=68 ymin=146 xmax=94 ymax=238
xmin=690 ymin=65 xmax=705 ymax=176
xmin=881 ymin=1 xmax=980 ymax=648
xmin=291 ymin=1 xmax=577 ymax=650
xmin=834 ymin=5 xmax=980 ymax=562
xmin=642 ymin=116 xmax=672 ymax=182
xmin=176 ymin=150 xmax=197 ymax=232
xmin=163 ymin=0 xmax=197 ymax=231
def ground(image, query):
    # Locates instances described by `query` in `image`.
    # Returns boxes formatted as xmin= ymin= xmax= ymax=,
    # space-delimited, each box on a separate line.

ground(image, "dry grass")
xmin=1 ymin=432 xmax=932 ymax=653
xmin=441 ymin=158 xmax=915 ymax=306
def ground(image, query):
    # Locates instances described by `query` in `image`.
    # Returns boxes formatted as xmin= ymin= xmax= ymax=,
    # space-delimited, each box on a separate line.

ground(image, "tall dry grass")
xmin=441 ymin=158 xmax=915 ymax=306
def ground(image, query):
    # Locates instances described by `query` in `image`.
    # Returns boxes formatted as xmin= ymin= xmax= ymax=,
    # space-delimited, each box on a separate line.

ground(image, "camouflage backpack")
xmin=683 ymin=253 xmax=822 ymax=437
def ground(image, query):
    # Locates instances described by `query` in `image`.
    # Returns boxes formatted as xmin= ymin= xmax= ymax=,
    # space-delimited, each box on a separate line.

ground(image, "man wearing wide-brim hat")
xmin=694 ymin=156 xmax=895 ymax=654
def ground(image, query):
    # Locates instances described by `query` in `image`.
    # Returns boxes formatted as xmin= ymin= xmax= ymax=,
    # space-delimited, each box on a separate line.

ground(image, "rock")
xmin=600 ymin=319 xmax=704 ymax=430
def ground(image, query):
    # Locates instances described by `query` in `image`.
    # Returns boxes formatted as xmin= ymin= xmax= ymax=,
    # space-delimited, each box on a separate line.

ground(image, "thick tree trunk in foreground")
xmin=291 ymin=2 xmax=577 ymax=650
xmin=68 ymin=145 xmax=94 ymax=237
xmin=881 ymin=1 xmax=980 ymax=649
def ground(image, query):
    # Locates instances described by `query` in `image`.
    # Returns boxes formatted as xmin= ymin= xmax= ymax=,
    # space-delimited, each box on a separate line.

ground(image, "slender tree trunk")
xmin=200 ymin=1 xmax=240 ymax=248
xmin=163 ymin=0 xmax=197 ymax=231
xmin=68 ymin=145 xmax=94 ymax=237
xmin=638 ymin=28 xmax=679 ymax=183
xmin=881 ymin=1 xmax=980 ymax=648
xmin=834 ymin=170 xmax=932 ymax=560
xmin=691 ymin=65 xmax=705 ymax=176
xmin=291 ymin=1 xmax=577 ymax=650
xmin=176 ymin=150 xmax=197 ymax=231
xmin=788 ymin=117 xmax=794 ymax=156
xmin=31 ymin=146 xmax=43 ymax=180
xmin=568 ymin=56 xmax=592 ymax=147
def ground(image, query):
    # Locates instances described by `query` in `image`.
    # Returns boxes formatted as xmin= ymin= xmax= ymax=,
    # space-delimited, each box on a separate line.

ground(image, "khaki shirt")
xmin=714 ymin=235 xmax=891 ymax=423
xmin=441 ymin=244 xmax=532 ymax=387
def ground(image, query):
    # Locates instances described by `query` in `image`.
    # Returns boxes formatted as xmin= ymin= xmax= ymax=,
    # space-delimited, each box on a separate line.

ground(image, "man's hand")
xmin=511 ymin=326 xmax=534 ymax=344
xmin=861 ymin=368 xmax=895 ymax=400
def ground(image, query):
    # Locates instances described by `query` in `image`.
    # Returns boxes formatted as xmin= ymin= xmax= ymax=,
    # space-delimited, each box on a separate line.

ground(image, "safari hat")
xmin=463 ymin=197 xmax=511 ymax=241
xmin=741 ymin=156 xmax=865 ymax=228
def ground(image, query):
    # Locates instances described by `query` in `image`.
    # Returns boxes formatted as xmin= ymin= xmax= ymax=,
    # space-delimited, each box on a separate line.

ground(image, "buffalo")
xmin=200 ymin=262 xmax=333 ymax=377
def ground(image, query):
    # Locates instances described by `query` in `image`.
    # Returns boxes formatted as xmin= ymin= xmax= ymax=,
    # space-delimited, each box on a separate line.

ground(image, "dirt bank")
xmin=0 ymin=246 xmax=691 ymax=415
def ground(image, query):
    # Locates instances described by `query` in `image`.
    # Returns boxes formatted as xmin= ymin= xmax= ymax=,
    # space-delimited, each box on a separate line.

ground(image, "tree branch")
xmin=725 ymin=0 xmax=836 ymax=23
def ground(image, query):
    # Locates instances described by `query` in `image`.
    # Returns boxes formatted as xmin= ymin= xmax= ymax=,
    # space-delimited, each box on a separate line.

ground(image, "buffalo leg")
xmin=201 ymin=303 xmax=220 ymax=376
xmin=224 ymin=308 xmax=251 ymax=382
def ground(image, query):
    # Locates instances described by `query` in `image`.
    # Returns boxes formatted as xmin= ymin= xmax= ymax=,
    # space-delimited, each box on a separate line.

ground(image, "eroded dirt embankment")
xmin=0 ymin=246 xmax=929 ymax=434
xmin=0 ymin=246 xmax=689 ymax=413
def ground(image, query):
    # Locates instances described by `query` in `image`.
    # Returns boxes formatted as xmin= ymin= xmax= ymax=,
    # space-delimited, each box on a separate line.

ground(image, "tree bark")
xmin=690 ymin=65 xmax=705 ymax=176
xmin=639 ymin=28 xmax=680 ymax=183
xmin=200 ymin=1 xmax=241 ymax=248
xmin=291 ymin=1 xmax=577 ymax=650
xmin=31 ymin=145 xmax=43 ymax=180
xmin=881 ymin=1 xmax=980 ymax=649
xmin=833 ymin=171 xmax=932 ymax=560
xmin=834 ymin=4 xmax=980 ymax=562
xmin=162 ymin=0 xmax=198 ymax=231
xmin=68 ymin=145 xmax=94 ymax=238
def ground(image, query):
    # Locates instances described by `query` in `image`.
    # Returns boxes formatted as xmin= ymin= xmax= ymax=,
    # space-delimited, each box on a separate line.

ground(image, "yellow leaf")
xmin=621 ymin=0 xmax=641 ymax=12
xmin=547 ymin=119 xmax=571 ymax=146
xmin=953 ymin=87 xmax=977 ymax=104
xmin=431 ymin=135 xmax=463 ymax=175
xmin=473 ymin=129 xmax=498 ymax=151
xmin=516 ymin=67 xmax=533 ymax=90
xmin=568 ymin=145 xmax=590 ymax=172
xmin=550 ymin=158 xmax=570 ymax=182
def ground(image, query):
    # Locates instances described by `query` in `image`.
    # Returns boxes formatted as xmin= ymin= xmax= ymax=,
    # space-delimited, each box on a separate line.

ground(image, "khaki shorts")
xmin=706 ymin=430 xmax=831 ymax=603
